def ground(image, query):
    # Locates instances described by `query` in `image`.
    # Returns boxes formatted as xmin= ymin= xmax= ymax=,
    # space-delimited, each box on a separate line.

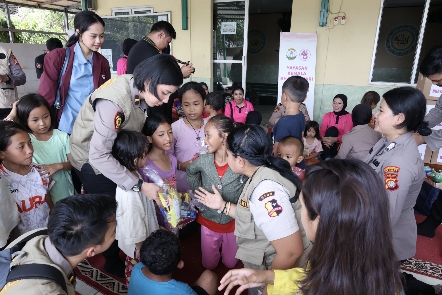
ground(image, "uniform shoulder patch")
xmin=239 ymin=199 xmax=249 ymax=209
xmin=114 ymin=111 xmax=125 ymax=130
xmin=383 ymin=166 xmax=400 ymax=191
xmin=10 ymin=52 xmax=19 ymax=65
xmin=258 ymin=191 xmax=275 ymax=201
xmin=265 ymin=199 xmax=283 ymax=217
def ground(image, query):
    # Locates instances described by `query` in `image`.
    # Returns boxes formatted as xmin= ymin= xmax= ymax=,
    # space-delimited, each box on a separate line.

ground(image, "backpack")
xmin=0 ymin=229 xmax=69 ymax=293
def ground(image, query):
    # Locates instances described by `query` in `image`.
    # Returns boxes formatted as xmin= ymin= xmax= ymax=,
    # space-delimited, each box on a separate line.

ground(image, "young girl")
xmin=303 ymin=121 xmax=322 ymax=165
xmin=0 ymin=121 xmax=54 ymax=236
xmin=112 ymin=130 xmax=159 ymax=286
xmin=194 ymin=125 xmax=311 ymax=295
xmin=38 ymin=10 xmax=110 ymax=133
xmin=10 ymin=94 xmax=74 ymax=203
xmin=170 ymin=82 xmax=208 ymax=192
xmin=224 ymin=86 xmax=254 ymax=123
xmin=187 ymin=115 xmax=245 ymax=270
xmin=218 ymin=159 xmax=403 ymax=295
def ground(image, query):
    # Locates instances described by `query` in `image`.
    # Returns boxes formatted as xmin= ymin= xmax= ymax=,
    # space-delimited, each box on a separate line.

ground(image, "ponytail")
xmin=66 ymin=11 xmax=105 ymax=48
xmin=416 ymin=121 xmax=432 ymax=136
xmin=65 ymin=34 xmax=78 ymax=48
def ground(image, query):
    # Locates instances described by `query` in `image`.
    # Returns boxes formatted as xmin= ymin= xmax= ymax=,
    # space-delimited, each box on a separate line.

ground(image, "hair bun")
xmin=417 ymin=121 xmax=432 ymax=136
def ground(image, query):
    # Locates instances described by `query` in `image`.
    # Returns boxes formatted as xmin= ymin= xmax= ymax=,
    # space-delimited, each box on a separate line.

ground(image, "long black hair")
xmin=16 ymin=93 xmax=53 ymax=133
xmin=300 ymin=159 xmax=402 ymax=295
xmin=66 ymin=11 xmax=105 ymax=47
xmin=226 ymin=124 xmax=301 ymax=195
xmin=111 ymin=130 xmax=149 ymax=171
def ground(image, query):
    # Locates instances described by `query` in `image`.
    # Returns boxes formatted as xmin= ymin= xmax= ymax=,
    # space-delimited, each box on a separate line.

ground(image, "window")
xmin=369 ymin=0 xmax=442 ymax=85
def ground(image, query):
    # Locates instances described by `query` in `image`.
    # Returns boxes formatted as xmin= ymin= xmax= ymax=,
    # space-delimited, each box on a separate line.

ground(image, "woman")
xmin=319 ymin=94 xmax=353 ymax=159
xmin=195 ymin=125 xmax=311 ymax=295
xmin=224 ymin=86 xmax=254 ymax=123
xmin=218 ymin=159 xmax=403 ymax=295
xmin=69 ymin=54 xmax=183 ymax=277
xmin=360 ymin=91 xmax=380 ymax=128
xmin=117 ymin=38 xmax=138 ymax=75
xmin=365 ymin=87 xmax=429 ymax=262
xmin=38 ymin=10 xmax=111 ymax=134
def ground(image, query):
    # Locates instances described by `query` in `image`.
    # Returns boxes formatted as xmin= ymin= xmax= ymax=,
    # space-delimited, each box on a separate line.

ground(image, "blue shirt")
xmin=58 ymin=42 xmax=95 ymax=134
xmin=128 ymin=263 xmax=197 ymax=295
xmin=273 ymin=113 xmax=306 ymax=142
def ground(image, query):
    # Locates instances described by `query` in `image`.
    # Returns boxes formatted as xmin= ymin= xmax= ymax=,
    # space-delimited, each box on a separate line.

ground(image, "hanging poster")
xmin=221 ymin=22 xmax=237 ymax=34
xmin=278 ymin=33 xmax=317 ymax=118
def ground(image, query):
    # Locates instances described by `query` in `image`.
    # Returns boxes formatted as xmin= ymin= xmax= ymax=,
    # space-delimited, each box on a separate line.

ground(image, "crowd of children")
xmin=1 ymin=12 xmax=442 ymax=295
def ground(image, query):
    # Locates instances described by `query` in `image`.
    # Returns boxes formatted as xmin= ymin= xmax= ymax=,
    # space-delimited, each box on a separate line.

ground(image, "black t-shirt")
xmin=126 ymin=39 xmax=159 ymax=74
xmin=35 ymin=53 xmax=46 ymax=79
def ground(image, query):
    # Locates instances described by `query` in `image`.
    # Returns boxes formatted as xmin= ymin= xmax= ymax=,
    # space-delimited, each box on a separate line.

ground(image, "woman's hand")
xmin=37 ymin=163 xmax=62 ymax=177
xmin=141 ymin=182 xmax=163 ymax=208
xmin=194 ymin=185 xmax=225 ymax=211
xmin=219 ymin=269 xmax=274 ymax=295
xmin=5 ymin=100 xmax=18 ymax=121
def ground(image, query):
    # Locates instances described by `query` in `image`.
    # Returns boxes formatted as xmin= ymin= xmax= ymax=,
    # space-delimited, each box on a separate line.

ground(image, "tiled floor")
xmin=75 ymin=280 xmax=103 ymax=295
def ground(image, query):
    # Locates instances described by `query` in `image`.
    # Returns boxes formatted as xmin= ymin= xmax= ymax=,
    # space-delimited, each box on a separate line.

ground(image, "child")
xmin=272 ymin=76 xmax=309 ymax=158
xmin=13 ymin=93 xmax=74 ymax=203
xmin=219 ymin=160 xmax=403 ymax=295
xmin=277 ymin=136 xmax=305 ymax=180
xmin=336 ymin=104 xmax=381 ymax=161
xmin=204 ymin=92 xmax=224 ymax=119
xmin=303 ymin=120 xmax=322 ymax=165
xmin=0 ymin=121 xmax=54 ymax=236
xmin=112 ymin=130 xmax=159 ymax=285
xmin=128 ymin=229 xmax=218 ymax=295
xmin=224 ymin=86 xmax=254 ymax=123
xmin=170 ymin=82 xmax=208 ymax=192
xmin=187 ymin=115 xmax=245 ymax=270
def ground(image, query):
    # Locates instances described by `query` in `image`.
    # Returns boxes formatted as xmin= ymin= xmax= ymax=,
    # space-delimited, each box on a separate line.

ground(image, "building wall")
xmin=95 ymin=0 xmax=213 ymax=87
xmin=290 ymin=0 xmax=394 ymax=121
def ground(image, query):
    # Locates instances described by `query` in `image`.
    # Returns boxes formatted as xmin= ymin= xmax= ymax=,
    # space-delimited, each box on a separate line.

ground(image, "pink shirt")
xmin=319 ymin=112 xmax=353 ymax=140
xmin=116 ymin=56 xmax=127 ymax=75
xmin=303 ymin=137 xmax=323 ymax=155
xmin=170 ymin=118 xmax=208 ymax=192
xmin=224 ymin=100 xmax=254 ymax=123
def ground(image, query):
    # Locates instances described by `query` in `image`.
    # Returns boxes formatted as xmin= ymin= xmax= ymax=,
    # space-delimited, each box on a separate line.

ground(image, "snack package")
xmin=143 ymin=166 xmax=196 ymax=230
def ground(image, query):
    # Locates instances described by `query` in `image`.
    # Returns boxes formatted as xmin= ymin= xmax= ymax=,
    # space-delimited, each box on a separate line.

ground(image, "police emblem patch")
xmin=265 ymin=199 xmax=283 ymax=217
xmin=258 ymin=191 xmax=275 ymax=201
xmin=383 ymin=166 xmax=400 ymax=191
xmin=239 ymin=199 xmax=249 ymax=209
xmin=114 ymin=111 xmax=125 ymax=130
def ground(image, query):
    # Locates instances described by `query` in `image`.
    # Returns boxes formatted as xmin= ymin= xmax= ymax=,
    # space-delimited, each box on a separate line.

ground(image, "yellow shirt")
xmin=267 ymin=268 xmax=305 ymax=295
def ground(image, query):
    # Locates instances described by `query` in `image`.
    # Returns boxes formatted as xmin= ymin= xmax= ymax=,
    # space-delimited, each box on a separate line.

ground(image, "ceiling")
xmin=0 ymin=0 xmax=81 ymax=13
xmin=249 ymin=0 xmax=293 ymax=14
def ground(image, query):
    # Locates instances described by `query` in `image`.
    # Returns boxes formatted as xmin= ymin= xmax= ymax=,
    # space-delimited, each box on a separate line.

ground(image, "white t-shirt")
xmin=0 ymin=164 xmax=53 ymax=235
xmin=249 ymin=179 xmax=299 ymax=241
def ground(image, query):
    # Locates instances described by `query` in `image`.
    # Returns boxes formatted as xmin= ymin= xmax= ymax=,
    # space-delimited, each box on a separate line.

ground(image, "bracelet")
xmin=226 ymin=202 xmax=231 ymax=215
xmin=178 ymin=162 xmax=182 ymax=171
xmin=220 ymin=201 xmax=227 ymax=214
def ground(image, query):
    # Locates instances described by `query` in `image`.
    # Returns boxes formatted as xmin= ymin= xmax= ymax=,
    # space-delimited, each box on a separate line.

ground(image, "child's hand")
xmin=194 ymin=185 xmax=224 ymax=211
xmin=37 ymin=163 xmax=62 ymax=177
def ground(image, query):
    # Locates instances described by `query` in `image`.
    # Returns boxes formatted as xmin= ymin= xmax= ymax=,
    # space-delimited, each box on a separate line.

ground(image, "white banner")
xmin=277 ymin=33 xmax=317 ymax=118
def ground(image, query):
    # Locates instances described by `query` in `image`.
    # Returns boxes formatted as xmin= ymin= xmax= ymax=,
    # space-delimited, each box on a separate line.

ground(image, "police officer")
xmin=194 ymin=125 xmax=311 ymax=295
xmin=268 ymin=102 xmax=310 ymax=127
xmin=34 ymin=38 xmax=63 ymax=79
xmin=364 ymin=87 xmax=429 ymax=262
xmin=69 ymin=54 xmax=183 ymax=277
xmin=0 ymin=45 xmax=26 ymax=120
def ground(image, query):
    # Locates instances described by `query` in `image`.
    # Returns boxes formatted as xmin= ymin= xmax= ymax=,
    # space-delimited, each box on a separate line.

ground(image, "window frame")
xmin=111 ymin=6 xmax=155 ymax=16
xmin=368 ymin=0 xmax=431 ymax=86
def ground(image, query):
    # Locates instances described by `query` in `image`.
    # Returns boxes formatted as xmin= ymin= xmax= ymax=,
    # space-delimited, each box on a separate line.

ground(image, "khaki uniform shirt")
xmin=424 ymin=93 xmax=442 ymax=151
xmin=336 ymin=124 xmax=382 ymax=161
xmin=364 ymin=133 xmax=425 ymax=260
xmin=70 ymin=75 xmax=147 ymax=190
xmin=0 ymin=46 xmax=26 ymax=109
xmin=235 ymin=166 xmax=312 ymax=270
xmin=1 ymin=232 xmax=75 ymax=295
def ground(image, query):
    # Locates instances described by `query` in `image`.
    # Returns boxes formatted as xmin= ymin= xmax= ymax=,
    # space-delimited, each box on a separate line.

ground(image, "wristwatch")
xmin=132 ymin=179 xmax=143 ymax=192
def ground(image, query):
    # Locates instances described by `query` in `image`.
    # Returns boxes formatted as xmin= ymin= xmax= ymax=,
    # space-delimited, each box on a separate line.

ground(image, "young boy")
xmin=128 ymin=229 xmax=218 ymax=295
xmin=277 ymin=136 xmax=305 ymax=180
xmin=272 ymin=76 xmax=309 ymax=158
xmin=204 ymin=92 xmax=224 ymax=119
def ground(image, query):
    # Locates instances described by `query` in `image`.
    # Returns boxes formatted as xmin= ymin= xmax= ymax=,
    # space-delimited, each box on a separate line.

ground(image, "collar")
xmin=74 ymin=42 xmax=93 ymax=64
xmin=44 ymin=237 xmax=76 ymax=284
xmin=130 ymin=78 xmax=147 ymax=111
xmin=142 ymin=36 xmax=160 ymax=53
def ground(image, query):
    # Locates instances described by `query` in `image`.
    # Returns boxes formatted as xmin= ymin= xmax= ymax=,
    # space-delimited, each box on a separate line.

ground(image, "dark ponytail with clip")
xmin=226 ymin=125 xmax=302 ymax=201
xmin=66 ymin=11 xmax=105 ymax=48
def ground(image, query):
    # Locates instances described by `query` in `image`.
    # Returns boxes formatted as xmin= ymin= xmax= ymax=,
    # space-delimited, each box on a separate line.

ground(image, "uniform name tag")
xmin=259 ymin=191 xmax=275 ymax=201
